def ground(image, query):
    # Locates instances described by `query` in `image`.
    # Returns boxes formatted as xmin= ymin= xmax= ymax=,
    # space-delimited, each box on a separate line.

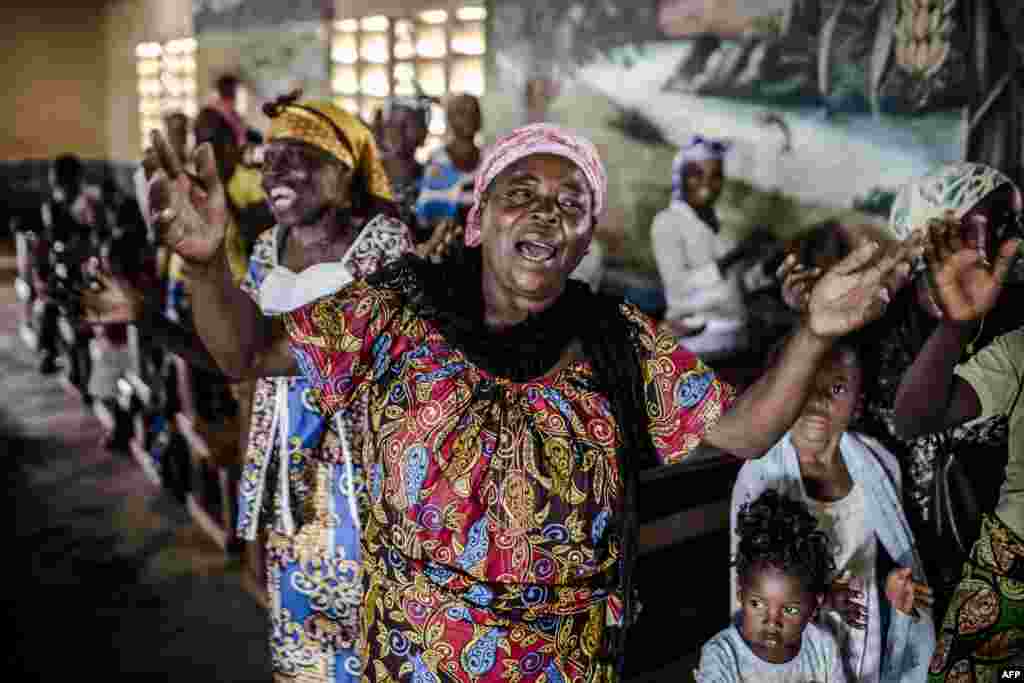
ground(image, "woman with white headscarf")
xmin=889 ymin=164 xmax=1023 ymax=683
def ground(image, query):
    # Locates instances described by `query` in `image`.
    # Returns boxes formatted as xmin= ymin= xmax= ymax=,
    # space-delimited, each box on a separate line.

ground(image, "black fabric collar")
xmin=371 ymin=248 xmax=592 ymax=382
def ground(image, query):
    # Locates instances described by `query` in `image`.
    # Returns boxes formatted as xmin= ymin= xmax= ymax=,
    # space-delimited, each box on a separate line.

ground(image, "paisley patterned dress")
xmin=237 ymin=216 xmax=414 ymax=683
xmin=284 ymin=280 xmax=735 ymax=683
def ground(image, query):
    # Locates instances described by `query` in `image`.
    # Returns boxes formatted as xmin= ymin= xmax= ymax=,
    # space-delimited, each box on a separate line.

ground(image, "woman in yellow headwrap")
xmin=82 ymin=91 xmax=417 ymax=683
xmin=233 ymin=92 xmax=416 ymax=683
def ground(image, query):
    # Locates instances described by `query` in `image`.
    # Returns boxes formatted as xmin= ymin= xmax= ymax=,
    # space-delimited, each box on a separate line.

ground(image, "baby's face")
xmin=738 ymin=565 xmax=819 ymax=664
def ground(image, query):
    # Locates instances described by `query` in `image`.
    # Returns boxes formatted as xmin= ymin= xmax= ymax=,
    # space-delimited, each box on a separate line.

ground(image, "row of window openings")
xmin=331 ymin=22 xmax=484 ymax=64
xmin=331 ymin=59 xmax=483 ymax=98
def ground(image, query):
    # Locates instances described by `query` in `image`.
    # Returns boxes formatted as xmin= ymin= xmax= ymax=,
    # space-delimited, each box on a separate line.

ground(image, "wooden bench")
xmin=625 ymin=447 xmax=744 ymax=679
xmin=173 ymin=356 xmax=243 ymax=552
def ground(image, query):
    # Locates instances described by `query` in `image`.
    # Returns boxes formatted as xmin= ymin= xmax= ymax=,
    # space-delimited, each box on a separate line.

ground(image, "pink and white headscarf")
xmin=465 ymin=123 xmax=608 ymax=246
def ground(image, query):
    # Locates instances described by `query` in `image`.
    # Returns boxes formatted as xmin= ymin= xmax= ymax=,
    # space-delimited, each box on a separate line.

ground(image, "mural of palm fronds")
xmin=893 ymin=0 xmax=955 ymax=79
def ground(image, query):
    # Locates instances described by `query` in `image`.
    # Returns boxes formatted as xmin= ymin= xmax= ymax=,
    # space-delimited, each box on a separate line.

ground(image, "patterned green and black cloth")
xmin=929 ymin=513 xmax=1024 ymax=683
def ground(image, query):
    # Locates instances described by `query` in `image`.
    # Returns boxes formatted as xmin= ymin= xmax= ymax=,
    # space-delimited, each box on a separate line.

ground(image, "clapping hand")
xmin=148 ymin=130 xmax=230 ymax=267
xmin=776 ymin=253 xmax=822 ymax=313
xmin=885 ymin=567 xmax=933 ymax=619
xmin=806 ymin=236 xmax=923 ymax=338
xmin=924 ymin=211 xmax=1021 ymax=324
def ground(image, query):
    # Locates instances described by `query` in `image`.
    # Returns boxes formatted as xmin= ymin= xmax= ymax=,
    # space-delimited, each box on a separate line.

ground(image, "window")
xmin=331 ymin=5 xmax=486 ymax=162
xmin=136 ymin=37 xmax=198 ymax=153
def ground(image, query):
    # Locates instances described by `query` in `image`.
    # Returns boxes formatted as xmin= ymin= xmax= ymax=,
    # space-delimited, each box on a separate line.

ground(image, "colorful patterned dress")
xmin=414 ymin=147 xmax=476 ymax=230
xmin=284 ymin=277 xmax=735 ymax=683
xmin=237 ymin=215 xmax=414 ymax=683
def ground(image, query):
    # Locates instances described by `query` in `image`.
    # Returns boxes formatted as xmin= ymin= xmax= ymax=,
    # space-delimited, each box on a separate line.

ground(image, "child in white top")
xmin=696 ymin=490 xmax=846 ymax=683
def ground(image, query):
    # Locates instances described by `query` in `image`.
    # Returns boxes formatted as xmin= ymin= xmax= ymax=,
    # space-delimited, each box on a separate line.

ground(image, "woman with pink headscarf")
xmin=148 ymin=122 xmax=915 ymax=682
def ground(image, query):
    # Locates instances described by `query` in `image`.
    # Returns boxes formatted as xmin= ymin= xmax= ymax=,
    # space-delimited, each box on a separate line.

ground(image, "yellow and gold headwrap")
xmin=265 ymin=96 xmax=393 ymax=202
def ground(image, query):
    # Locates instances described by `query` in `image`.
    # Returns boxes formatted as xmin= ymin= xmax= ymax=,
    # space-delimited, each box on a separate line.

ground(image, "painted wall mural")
xmin=193 ymin=0 xmax=329 ymax=128
xmin=485 ymin=0 xmax=968 ymax=268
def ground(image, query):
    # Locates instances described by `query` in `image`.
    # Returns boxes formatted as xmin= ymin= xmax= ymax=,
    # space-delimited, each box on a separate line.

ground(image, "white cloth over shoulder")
xmin=695 ymin=621 xmax=846 ymax=683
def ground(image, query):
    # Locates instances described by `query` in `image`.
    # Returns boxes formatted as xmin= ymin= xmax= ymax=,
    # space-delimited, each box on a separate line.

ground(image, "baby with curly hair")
xmin=697 ymin=490 xmax=846 ymax=682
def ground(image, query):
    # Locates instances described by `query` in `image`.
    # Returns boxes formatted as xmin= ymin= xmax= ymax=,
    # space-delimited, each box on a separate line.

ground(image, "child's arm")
xmin=885 ymin=567 xmax=934 ymax=619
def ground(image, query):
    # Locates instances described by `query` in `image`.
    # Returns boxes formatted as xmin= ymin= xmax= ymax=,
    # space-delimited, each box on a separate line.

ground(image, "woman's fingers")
xmin=923 ymin=224 xmax=940 ymax=271
xmin=929 ymin=218 xmax=954 ymax=264
xmin=785 ymin=269 xmax=819 ymax=287
xmin=992 ymin=238 xmax=1023 ymax=284
xmin=882 ymin=260 xmax=912 ymax=301
xmin=776 ymin=253 xmax=799 ymax=279
xmin=93 ymin=270 xmax=115 ymax=291
xmin=831 ymin=240 xmax=880 ymax=275
xmin=142 ymin=146 xmax=160 ymax=180
xmin=853 ymin=240 xmax=913 ymax=305
xmin=151 ymin=129 xmax=184 ymax=180
xmin=193 ymin=142 xmax=223 ymax=196
xmin=943 ymin=210 xmax=964 ymax=254
xmin=148 ymin=171 xmax=179 ymax=240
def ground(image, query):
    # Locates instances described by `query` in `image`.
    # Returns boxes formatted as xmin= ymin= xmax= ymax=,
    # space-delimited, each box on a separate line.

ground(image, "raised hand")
xmin=776 ymin=253 xmax=822 ymax=313
xmin=80 ymin=270 xmax=146 ymax=324
xmin=824 ymin=576 xmax=867 ymax=629
xmin=148 ymin=130 xmax=230 ymax=266
xmin=924 ymin=211 xmax=1021 ymax=323
xmin=885 ymin=567 xmax=933 ymax=618
xmin=416 ymin=219 xmax=464 ymax=263
xmin=806 ymin=237 xmax=920 ymax=338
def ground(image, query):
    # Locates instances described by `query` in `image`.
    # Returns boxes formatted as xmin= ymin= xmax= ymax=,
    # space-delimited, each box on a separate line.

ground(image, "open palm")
xmin=807 ymin=239 xmax=917 ymax=338
xmin=148 ymin=130 xmax=230 ymax=266
xmin=926 ymin=214 xmax=1021 ymax=323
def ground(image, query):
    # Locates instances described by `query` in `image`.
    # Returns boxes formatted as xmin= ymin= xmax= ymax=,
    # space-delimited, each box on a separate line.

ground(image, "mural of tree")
xmin=962 ymin=0 xmax=1023 ymax=187
xmin=494 ymin=0 xmax=662 ymax=78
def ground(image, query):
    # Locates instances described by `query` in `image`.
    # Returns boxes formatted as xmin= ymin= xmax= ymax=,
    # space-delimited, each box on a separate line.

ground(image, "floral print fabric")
xmin=284 ymin=281 xmax=734 ymax=683
xmin=237 ymin=216 xmax=413 ymax=682
xmin=928 ymin=514 xmax=1024 ymax=683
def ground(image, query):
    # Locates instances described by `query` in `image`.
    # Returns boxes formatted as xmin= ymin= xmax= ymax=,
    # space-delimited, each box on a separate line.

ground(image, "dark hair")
xmin=52 ymin=154 xmax=83 ymax=190
xmin=194 ymin=107 xmax=235 ymax=148
xmin=795 ymin=220 xmax=849 ymax=270
xmin=734 ymin=490 xmax=835 ymax=595
xmin=215 ymin=74 xmax=240 ymax=99
xmin=761 ymin=328 xmax=877 ymax=434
